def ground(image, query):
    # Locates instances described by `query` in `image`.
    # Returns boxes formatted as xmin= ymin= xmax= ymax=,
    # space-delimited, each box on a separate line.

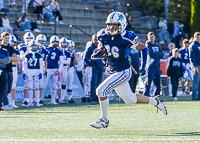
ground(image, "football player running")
xmin=36 ymin=34 xmax=49 ymax=105
xmin=44 ymin=35 xmax=63 ymax=105
xmin=57 ymin=37 xmax=71 ymax=104
xmin=23 ymin=40 xmax=43 ymax=107
xmin=90 ymin=11 xmax=167 ymax=129
xmin=66 ymin=40 xmax=78 ymax=103
xmin=8 ymin=35 xmax=20 ymax=108
xmin=19 ymin=32 xmax=35 ymax=106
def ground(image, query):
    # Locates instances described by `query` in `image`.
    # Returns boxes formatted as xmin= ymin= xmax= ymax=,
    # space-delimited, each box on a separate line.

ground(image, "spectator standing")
xmin=34 ymin=0 xmax=45 ymax=23
xmin=83 ymin=34 xmax=106 ymax=105
xmin=1 ymin=32 xmax=20 ymax=110
xmin=158 ymin=18 xmax=171 ymax=45
xmin=22 ymin=0 xmax=30 ymax=14
xmin=2 ymin=14 xmax=14 ymax=35
xmin=167 ymin=48 xmax=183 ymax=101
xmin=189 ymin=32 xmax=200 ymax=100
xmin=0 ymin=42 xmax=10 ymax=111
xmin=143 ymin=32 xmax=163 ymax=97
xmin=49 ymin=0 xmax=63 ymax=24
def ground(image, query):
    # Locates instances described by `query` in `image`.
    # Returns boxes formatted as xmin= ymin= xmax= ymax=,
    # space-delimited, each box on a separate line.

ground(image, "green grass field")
xmin=0 ymin=98 xmax=200 ymax=142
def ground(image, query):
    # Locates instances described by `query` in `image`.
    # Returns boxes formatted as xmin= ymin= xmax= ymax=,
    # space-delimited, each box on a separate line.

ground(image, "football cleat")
xmin=90 ymin=117 xmax=109 ymax=129
xmin=9 ymin=103 xmax=19 ymax=109
xmin=154 ymin=95 xmax=168 ymax=115
xmin=39 ymin=100 xmax=46 ymax=106
xmin=2 ymin=105 xmax=13 ymax=110
xmin=59 ymin=100 xmax=67 ymax=104
xmin=47 ymin=101 xmax=58 ymax=105
xmin=68 ymin=99 xmax=76 ymax=104
xmin=22 ymin=101 xmax=28 ymax=107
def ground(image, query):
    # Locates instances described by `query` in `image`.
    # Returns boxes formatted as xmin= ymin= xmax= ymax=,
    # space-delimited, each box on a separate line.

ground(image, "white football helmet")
xmin=9 ymin=35 xmax=17 ymax=44
xmin=23 ymin=32 xmax=35 ymax=45
xmin=59 ymin=37 xmax=68 ymax=48
xmin=50 ymin=35 xmax=59 ymax=48
xmin=29 ymin=40 xmax=39 ymax=51
xmin=36 ymin=34 xmax=47 ymax=45
xmin=105 ymin=11 xmax=127 ymax=35
xmin=67 ymin=40 xmax=75 ymax=47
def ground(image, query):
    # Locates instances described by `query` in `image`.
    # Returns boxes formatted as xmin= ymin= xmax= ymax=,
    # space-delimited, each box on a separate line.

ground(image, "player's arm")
xmin=135 ymin=42 xmax=146 ymax=50
xmin=91 ymin=41 xmax=106 ymax=59
xmin=44 ymin=55 xmax=48 ymax=72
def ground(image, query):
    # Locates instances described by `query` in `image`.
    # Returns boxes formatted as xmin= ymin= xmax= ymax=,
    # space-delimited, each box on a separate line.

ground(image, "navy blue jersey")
xmin=61 ymin=49 xmax=71 ymax=60
xmin=189 ymin=41 xmax=200 ymax=67
xmin=38 ymin=48 xmax=49 ymax=61
xmin=47 ymin=47 xmax=62 ymax=69
xmin=165 ymin=51 xmax=172 ymax=59
xmin=97 ymin=28 xmax=138 ymax=73
xmin=179 ymin=48 xmax=190 ymax=64
xmin=0 ymin=48 xmax=10 ymax=68
xmin=67 ymin=49 xmax=75 ymax=67
xmin=18 ymin=43 xmax=28 ymax=53
xmin=25 ymin=52 xmax=42 ymax=69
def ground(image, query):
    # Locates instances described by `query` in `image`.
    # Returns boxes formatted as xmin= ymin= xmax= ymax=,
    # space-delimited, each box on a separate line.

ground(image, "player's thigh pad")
xmin=51 ymin=73 xmax=58 ymax=90
xmin=67 ymin=67 xmax=74 ymax=90
xmin=96 ymin=68 xmax=131 ymax=97
xmin=114 ymin=82 xmax=137 ymax=104
xmin=61 ymin=66 xmax=68 ymax=84
xmin=33 ymin=75 xmax=40 ymax=89
xmin=186 ymin=63 xmax=193 ymax=81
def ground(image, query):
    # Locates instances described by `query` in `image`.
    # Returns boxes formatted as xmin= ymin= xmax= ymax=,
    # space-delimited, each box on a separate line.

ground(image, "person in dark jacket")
xmin=83 ymin=34 xmax=106 ymax=105
xmin=189 ymin=32 xmax=200 ymax=100
xmin=167 ymin=48 xmax=183 ymax=101
xmin=144 ymin=32 xmax=163 ymax=97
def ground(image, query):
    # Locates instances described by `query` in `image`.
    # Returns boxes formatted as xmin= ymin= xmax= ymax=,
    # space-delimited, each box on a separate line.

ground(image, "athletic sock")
xmin=182 ymin=88 xmax=185 ymax=93
xmin=28 ymin=90 xmax=33 ymax=104
xmin=24 ymin=98 xmax=28 ymax=102
xmin=8 ymin=93 xmax=12 ymax=103
xmin=35 ymin=90 xmax=40 ymax=103
xmin=61 ymin=89 xmax=66 ymax=100
xmin=12 ymin=100 xmax=15 ymax=105
xmin=100 ymin=98 xmax=109 ymax=120
xmin=68 ymin=95 xmax=72 ymax=101
xmin=149 ymin=97 xmax=158 ymax=106
xmin=51 ymin=89 xmax=56 ymax=103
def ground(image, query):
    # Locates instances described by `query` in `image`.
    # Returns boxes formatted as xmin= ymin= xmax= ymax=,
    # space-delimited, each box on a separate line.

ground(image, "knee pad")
xmin=67 ymin=89 xmax=72 ymax=92
xmin=96 ymin=86 xmax=105 ymax=97
xmin=62 ymin=85 xmax=66 ymax=89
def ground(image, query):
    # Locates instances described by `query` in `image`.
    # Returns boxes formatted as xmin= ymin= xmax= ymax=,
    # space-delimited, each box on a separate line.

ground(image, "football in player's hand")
xmin=100 ymin=46 xmax=108 ymax=59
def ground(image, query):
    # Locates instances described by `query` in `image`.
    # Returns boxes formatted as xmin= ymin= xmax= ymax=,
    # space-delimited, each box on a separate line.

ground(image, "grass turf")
xmin=0 ymin=99 xmax=200 ymax=142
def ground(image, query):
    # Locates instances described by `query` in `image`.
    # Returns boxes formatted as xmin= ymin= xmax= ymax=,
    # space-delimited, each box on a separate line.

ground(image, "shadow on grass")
xmin=158 ymin=132 xmax=200 ymax=136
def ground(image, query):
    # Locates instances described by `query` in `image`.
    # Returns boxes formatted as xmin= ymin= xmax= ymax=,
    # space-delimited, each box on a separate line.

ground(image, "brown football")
xmin=100 ymin=46 xmax=108 ymax=59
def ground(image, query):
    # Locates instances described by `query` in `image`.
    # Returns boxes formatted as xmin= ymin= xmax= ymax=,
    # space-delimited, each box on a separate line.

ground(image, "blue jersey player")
xmin=44 ymin=35 xmax=63 ymax=105
xmin=179 ymin=39 xmax=193 ymax=96
xmin=90 ymin=11 xmax=167 ymax=129
xmin=23 ymin=40 xmax=43 ymax=107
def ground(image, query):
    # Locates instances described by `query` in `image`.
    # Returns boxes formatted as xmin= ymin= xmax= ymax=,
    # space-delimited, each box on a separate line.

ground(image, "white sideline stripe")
xmin=0 ymin=139 xmax=200 ymax=141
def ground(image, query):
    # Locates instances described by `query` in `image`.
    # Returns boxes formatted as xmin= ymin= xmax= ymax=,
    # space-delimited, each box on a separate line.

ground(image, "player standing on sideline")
xmin=83 ymin=41 xmax=92 ymax=97
xmin=143 ymin=32 xmax=163 ymax=97
xmin=90 ymin=11 xmax=167 ymax=129
xmin=0 ymin=43 xmax=10 ymax=111
xmin=189 ymin=32 xmax=200 ymax=100
xmin=36 ymin=34 xmax=49 ymax=105
xmin=8 ymin=35 xmax=20 ymax=108
xmin=19 ymin=32 xmax=35 ymax=106
xmin=179 ymin=39 xmax=193 ymax=96
xmin=1 ymin=32 xmax=20 ymax=110
xmin=44 ymin=35 xmax=63 ymax=105
xmin=58 ymin=37 xmax=71 ymax=104
xmin=66 ymin=40 xmax=78 ymax=103
xmin=24 ymin=40 xmax=43 ymax=107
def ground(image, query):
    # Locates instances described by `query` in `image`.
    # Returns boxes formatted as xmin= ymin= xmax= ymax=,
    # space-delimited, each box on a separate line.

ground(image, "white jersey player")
xmin=44 ymin=35 xmax=63 ymax=105
xmin=23 ymin=40 xmax=43 ymax=107
xmin=36 ymin=34 xmax=49 ymax=105
xmin=57 ymin=37 xmax=71 ymax=104
xmin=66 ymin=40 xmax=78 ymax=103
xmin=19 ymin=32 xmax=35 ymax=106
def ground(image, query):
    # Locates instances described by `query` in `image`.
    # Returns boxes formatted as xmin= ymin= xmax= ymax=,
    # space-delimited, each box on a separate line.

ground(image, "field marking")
xmin=0 ymin=139 xmax=200 ymax=141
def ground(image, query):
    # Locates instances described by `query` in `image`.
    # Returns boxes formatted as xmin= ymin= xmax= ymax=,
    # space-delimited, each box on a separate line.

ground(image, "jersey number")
xmin=152 ymin=47 xmax=159 ymax=52
xmin=105 ymin=45 xmax=119 ymax=58
xmin=51 ymin=52 xmax=56 ymax=59
xmin=28 ymin=58 xmax=38 ymax=66
xmin=184 ymin=53 xmax=188 ymax=60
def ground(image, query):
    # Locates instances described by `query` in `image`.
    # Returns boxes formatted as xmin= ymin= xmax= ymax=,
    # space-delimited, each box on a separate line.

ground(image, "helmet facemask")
xmin=52 ymin=41 xmax=59 ymax=48
xmin=106 ymin=23 xmax=120 ymax=35
xmin=25 ymin=37 xmax=33 ymax=45
xmin=61 ymin=42 xmax=68 ymax=49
